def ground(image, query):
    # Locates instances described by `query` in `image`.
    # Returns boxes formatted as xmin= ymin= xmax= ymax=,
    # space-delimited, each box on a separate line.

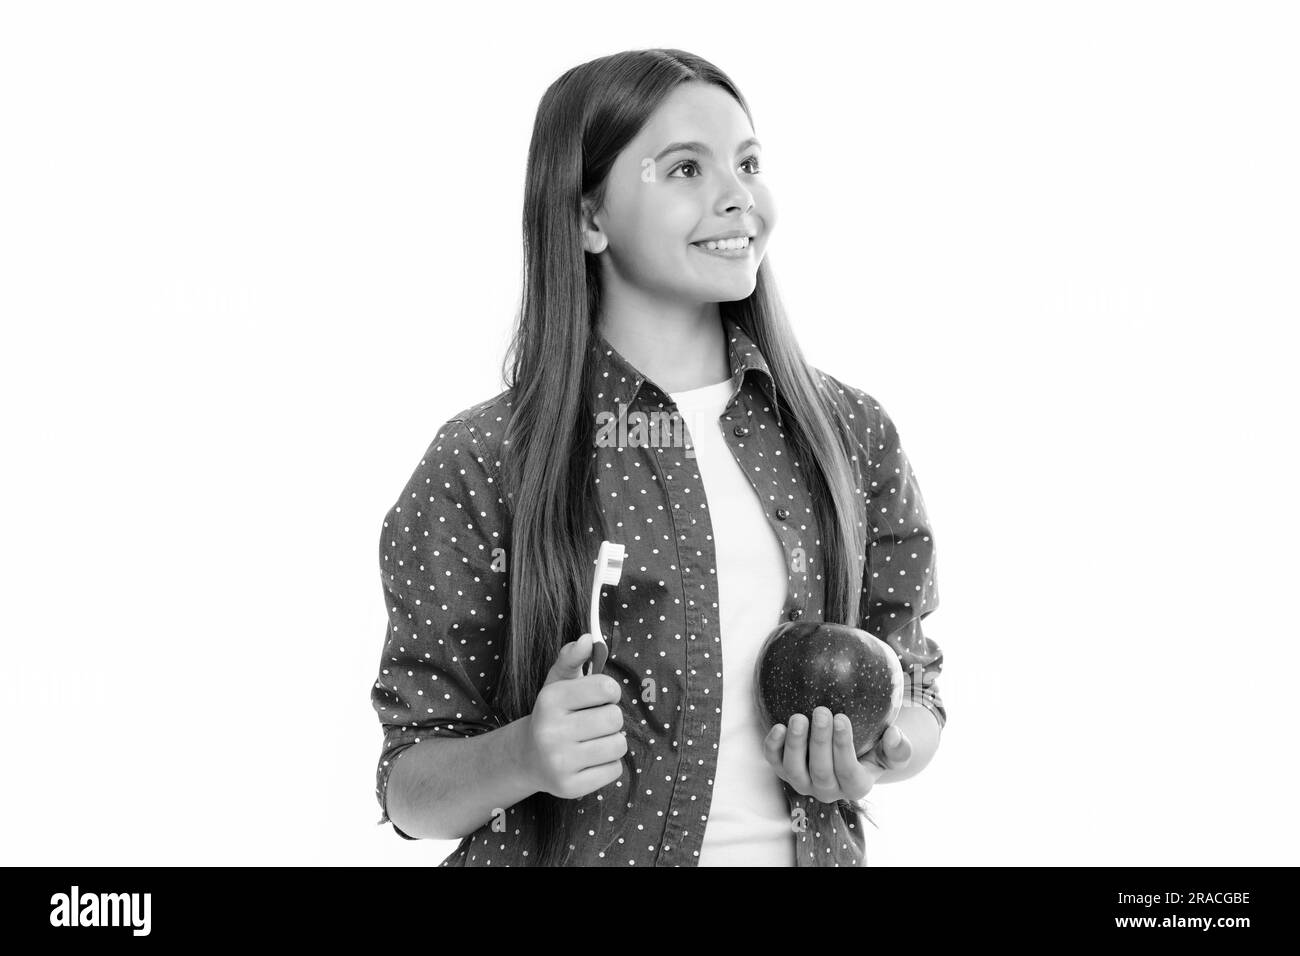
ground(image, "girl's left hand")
xmin=763 ymin=706 xmax=912 ymax=803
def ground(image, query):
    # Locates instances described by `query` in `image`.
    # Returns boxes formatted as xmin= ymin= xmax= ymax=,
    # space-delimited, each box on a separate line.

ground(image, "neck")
xmin=595 ymin=292 xmax=730 ymax=394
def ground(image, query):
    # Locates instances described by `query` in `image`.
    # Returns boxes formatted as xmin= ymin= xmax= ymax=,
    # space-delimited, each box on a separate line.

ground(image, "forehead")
xmin=630 ymin=82 xmax=753 ymax=151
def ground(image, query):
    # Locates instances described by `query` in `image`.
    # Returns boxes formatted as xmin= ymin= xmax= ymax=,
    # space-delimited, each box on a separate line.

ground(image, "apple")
xmin=753 ymin=620 xmax=904 ymax=757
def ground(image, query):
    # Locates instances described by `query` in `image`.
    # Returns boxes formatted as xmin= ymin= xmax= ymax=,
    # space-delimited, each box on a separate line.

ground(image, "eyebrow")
xmin=654 ymin=137 xmax=762 ymax=162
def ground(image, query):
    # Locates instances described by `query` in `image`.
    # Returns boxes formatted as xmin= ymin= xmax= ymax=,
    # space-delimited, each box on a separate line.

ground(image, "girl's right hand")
xmin=523 ymin=633 xmax=627 ymax=800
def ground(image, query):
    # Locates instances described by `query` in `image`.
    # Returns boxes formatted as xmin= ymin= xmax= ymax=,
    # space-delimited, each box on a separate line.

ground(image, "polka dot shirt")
xmin=371 ymin=316 xmax=945 ymax=866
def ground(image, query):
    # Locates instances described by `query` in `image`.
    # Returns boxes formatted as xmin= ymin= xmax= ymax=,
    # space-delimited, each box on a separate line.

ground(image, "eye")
xmin=741 ymin=154 xmax=761 ymax=174
xmin=669 ymin=159 xmax=701 ymax=178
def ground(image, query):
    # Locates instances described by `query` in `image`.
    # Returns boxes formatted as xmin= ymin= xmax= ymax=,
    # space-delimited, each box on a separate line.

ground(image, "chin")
xmin=709 ymin=275 xmax=759 ymax=302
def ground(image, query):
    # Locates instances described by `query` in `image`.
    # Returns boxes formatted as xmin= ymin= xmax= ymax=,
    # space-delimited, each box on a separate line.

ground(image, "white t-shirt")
xmin=668 ymin=377 xmax=794 ymax=867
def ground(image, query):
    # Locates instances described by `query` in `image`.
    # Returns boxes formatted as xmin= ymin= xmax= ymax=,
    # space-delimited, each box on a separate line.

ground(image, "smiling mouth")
xmin=691 ymin=235 xmax=753 ymax=252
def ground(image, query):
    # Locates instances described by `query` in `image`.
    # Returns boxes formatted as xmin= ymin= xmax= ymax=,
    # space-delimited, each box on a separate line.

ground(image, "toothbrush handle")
xmin=587 ymin=566 xmax=608 ymax=676
xmin=584 ymin=635 xmax=609 ymax=676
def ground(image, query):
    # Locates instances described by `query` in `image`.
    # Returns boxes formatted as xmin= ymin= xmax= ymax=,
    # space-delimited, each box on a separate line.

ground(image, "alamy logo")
xmin=49 ymin=885 xmax=151 ymax=936
xmin=594 ymin=404 xmax=703 ymax=459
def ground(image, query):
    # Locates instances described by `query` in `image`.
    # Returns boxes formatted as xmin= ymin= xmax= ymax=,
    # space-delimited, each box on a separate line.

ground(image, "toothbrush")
xmin=584 ymin=540 xmax=625 ymax=676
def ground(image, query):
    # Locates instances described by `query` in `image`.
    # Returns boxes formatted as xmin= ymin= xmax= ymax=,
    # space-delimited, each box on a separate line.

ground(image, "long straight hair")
xmin=496 ymin=49 xmax=867 ymax=867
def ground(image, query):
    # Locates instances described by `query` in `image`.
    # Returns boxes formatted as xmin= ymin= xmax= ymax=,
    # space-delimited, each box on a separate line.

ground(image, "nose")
xmin=716 ymin=170 xmax=755 ymax=216
xmin=723 ymin=194 xmax=754 ymax=215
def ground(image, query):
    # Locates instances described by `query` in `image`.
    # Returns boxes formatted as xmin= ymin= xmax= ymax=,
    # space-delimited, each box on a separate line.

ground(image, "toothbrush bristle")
xmin=600 ymin=544 xmax=625 ymax=585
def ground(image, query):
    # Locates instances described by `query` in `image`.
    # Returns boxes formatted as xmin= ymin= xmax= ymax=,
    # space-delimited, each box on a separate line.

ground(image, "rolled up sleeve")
xmin=370 ymin=418 xmax=511 ymax=839
xmin=859 ymin=396 xmax=945 ymax=731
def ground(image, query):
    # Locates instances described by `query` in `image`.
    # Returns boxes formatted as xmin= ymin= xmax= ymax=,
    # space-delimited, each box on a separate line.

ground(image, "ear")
xmin=579 ymin=196 xmax=608 ymax=255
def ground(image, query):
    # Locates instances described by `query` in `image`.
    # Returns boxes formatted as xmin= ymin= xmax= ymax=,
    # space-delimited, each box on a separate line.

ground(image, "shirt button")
xmin=733 ymin=424 xmax=750 ymax=438
xmin=787 ymin=607 xmax=804 ymax=621
xmin=775 ymin=507 xmax=790 ymax=520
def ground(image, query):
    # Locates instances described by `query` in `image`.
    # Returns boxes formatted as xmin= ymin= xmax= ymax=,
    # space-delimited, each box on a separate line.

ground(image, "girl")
xmin=371 ymin=48 xmax=946 ymax=867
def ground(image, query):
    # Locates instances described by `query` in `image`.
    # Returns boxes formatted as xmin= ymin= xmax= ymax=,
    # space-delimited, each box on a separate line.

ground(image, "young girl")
xmin=370 ymin=48 xmax=946 ymax=867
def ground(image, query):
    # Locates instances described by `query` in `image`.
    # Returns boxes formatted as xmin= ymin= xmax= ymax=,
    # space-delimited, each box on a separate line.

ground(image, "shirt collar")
xmin=588 ymin=315 xmax=784 ymax=426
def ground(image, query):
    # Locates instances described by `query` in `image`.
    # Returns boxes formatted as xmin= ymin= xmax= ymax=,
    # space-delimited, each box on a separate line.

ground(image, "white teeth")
xmin=696 ymin=236 xmax=751 ymax=251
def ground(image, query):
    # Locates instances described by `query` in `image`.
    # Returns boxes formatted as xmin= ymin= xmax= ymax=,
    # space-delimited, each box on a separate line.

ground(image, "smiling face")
xmin=582 ymin=81 xmax=776 ymax=308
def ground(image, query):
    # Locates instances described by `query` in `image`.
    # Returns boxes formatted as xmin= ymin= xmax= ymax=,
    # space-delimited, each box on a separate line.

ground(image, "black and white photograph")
xmin=2 ymin=0 xmax=1296 ymax=933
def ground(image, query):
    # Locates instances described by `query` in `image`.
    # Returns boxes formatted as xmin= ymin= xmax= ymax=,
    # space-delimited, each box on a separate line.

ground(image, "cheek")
xmin=657 ymin=197 xmax=700 ymax=250
xmin=751 ymin=182 xmax=778 ymax=232
xmin=631 ymin=201 xmax=697 ymax=268
xmin=626 ymin=229 xmax=686 ymax=279
xmin=605 ymin=184 xmax=679 ymax=258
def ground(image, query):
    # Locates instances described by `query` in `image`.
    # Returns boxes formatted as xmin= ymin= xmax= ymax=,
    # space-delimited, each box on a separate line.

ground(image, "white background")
xmin=2 ymin=1 xmax=1296 ymax=866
